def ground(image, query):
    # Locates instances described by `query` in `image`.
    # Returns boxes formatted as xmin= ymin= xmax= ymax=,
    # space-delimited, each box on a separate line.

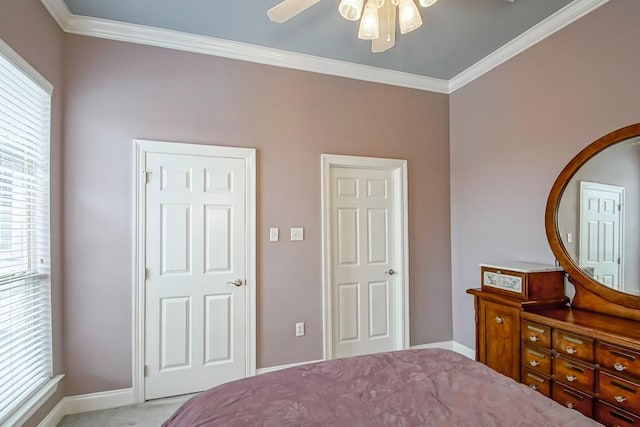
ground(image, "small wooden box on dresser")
xmin=467 ymin=262 xmax=567 ymax=382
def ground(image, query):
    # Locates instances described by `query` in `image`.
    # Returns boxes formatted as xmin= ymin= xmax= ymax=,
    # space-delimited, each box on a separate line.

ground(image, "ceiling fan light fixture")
xmin=418 ymin=0 xmax=438 ymax=7
xmin=358 ymin=1 xmax=380 ymax=40
xmin=398 ymin=0 xmax=423 ymax=34
xmin=267 ymin=0 xmax=440 ymax=52
xmin=339 ymin=0 xmax=365 ymax=21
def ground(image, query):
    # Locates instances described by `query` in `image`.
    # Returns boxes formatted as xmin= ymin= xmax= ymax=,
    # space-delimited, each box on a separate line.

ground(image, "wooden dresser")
xmin=469 ymin=272 xmax=640 ymax=426
xmin=521 ymin=308 xmax=640 ymax=425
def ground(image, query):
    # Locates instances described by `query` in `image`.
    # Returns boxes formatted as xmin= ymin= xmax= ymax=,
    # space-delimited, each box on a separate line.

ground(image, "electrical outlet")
xmin=295 ymin=322 xmax=305 ymax=337
xmin=567 ymin=232 xmax=573 ymax=243
xmin=269 ymin=227 xmax=279 ymax=242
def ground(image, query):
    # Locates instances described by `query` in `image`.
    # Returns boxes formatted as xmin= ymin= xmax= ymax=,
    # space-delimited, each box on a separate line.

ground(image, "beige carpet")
xmin=57 ymin=394 xmax=194 ymax=427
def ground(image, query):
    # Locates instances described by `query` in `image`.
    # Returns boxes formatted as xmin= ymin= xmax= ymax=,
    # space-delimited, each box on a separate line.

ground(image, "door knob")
xmin=385 ymin=269 xmax=396 ymax=275
xmin=227 ymin=279 xmax=243 ymax=287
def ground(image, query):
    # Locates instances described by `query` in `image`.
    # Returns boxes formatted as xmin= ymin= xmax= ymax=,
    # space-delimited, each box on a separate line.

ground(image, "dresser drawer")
xmin=554 ymin=356 xmax=595 ymax=392
xmin=521 ymin=346 xmax=552 ymax=374
xmin=553 ymin=382 xmax=593 ymax=418
xmin=521 ymin=368 xmax=551 ymax=397
xmin=599 ymin=372 xmax=640 ymax=412
xmin=596 ymin=401 xmax=640 ymax=427
xmin=522 ymin=321 xmax=551 ymax=348
xmin=598 ymin=343 xmax=640 ymax=380
xmin=553 ymin=330 xmax=594 ymax=362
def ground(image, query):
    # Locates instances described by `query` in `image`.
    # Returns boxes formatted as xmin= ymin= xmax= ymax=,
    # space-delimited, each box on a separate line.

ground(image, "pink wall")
xmin=0 ymin=1 xmax=65 ymax=425
xmin=10 ymin=0 xmax=633 ymax=406
xmin=450 ymin=0 xmax=640 ymax=348
xmin=62 ymin=36 xmax=452 ymax=394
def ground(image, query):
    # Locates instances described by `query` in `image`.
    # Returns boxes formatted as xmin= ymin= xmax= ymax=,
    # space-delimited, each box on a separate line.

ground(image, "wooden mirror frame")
xmin=546 ymin=123 xmax=640 ymax=319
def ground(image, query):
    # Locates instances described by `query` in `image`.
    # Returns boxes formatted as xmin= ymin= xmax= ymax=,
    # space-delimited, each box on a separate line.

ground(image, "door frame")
xmin=132 ymin=139 xmax=256 ymax=402
xmin=321 ymin=154 xmax=409 ymax=360
xmin=579 ymin=180 xmax=625 ymax=289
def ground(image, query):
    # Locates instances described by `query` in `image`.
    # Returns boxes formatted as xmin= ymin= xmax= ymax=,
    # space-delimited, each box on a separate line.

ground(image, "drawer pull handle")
xmin=565 ymin=401 xmax=574 ymax=409
xmin=610 ymin=410 xmax=635 ymax=424
xmin=611 ymin=350 xmax=636 ymax=361
xmin=562 ymin=389 xmax=584 ymax=400
xmin=495 ymin=316 xmax=504 ymax=324
xmin=529 ymin=384 xmax=538 ymax=391
xmin=563 ymin=336 xmax=585 ymax=345
xmin=611 ymin=380 xmax=636 ymax=394
xmin=529 ymin=336 xmax=538 ymax=342
xmin=566 ymin=347 xmax=576 ymax=355
xmin=614 ymin=362 xmax=627 ymax=372
xmin=527 ymin=349 xmax=545 ymax=358
xmin=615 ymin=395 xmax=627 ymax=403
xmin=527 ymin=325 xmax=545 ymax=334
xmin=565 ymin=363 xmax=584 ymax=374
xmin=526 ymin=373 xmax=545 ymax=383
xmin=566 ymin=375 xmax=577 ymax=382
xmin=529 ymin=360 xmax=540 ymax=367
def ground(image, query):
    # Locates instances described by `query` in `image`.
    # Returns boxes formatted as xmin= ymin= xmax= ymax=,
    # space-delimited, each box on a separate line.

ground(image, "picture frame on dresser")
xmin=468 ymin=123 xmax=640 ymax=426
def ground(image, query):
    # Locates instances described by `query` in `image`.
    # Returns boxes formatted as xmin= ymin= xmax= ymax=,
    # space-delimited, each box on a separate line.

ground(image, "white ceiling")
xmin=41 ymin=0 xmax=609 ymax=92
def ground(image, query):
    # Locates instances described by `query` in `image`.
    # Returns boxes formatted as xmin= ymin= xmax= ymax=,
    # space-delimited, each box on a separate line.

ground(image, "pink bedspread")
xmin=163 ymin=349 xmax=600 ymax=426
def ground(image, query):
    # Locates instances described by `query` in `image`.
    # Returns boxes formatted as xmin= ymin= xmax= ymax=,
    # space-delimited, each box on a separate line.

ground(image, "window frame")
xmin=0 ymin=36 xmax=63 ymax=426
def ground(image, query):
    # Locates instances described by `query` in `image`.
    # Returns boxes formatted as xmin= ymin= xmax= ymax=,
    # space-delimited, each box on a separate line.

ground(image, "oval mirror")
xmin=547 ymin=123 xmax=640 ymax=306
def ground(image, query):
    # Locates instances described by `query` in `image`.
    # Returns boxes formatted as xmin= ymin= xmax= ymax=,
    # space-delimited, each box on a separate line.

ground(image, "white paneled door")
xmin=142 ymin=145 xmax=252 ymax=400
xmin=326 ymin=158 xmax=408 ymax=359
xmin=579 ymin=181 xmax=624 ymax=290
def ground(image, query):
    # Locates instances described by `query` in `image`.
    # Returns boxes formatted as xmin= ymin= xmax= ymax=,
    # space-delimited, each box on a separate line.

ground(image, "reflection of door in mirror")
xmin=557 ymin=137 xmax=640 ymax=296
xmin=579 ymin=181 xmax=624 ymax=290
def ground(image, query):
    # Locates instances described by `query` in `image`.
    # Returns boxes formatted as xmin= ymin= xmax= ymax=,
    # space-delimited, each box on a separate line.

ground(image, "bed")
xmin=163 ymin=348 xmax=600 ymax=426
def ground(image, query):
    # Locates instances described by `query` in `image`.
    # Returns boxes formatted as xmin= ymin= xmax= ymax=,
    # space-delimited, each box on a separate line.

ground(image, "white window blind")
xmin=0 ymin=47 xmax=52 ymax=423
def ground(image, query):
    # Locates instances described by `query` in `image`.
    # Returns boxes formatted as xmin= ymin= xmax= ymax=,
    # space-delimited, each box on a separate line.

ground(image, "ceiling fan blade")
xmin=267 ymin=0 xmax=322 ymax=23
xmin=372 ymin=0 xmax=396 ymax=53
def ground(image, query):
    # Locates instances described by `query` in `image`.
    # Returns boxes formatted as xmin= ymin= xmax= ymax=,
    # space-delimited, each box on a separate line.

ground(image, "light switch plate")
xmin=290 ymin=227 xmax=304 ymax=241
xmin=269 ymin=228 xmax=279 ymax=242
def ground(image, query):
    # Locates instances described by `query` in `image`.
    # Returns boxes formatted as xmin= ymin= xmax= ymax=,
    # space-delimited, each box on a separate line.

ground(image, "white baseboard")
xmin=410 ymin=340 xmax=454 ymax=351
xmin=452 ymin=341 xmax=476 ymax=360
xmin=63 ymin=388 xmax=136 ymax=414
xmin=256 ymin=359 xmax=324 ymax=375
xmin=37 ymin=388 xmax=135 ymax=427
xmin=411 ymin=340 xmax=476 ymax=360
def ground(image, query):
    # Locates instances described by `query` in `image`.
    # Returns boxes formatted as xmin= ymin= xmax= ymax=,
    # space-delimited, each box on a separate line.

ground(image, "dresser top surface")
xmin=480 ymin=261 xmax=563 ymax=273
xmin=523 ymin=307 xmax=640 ymax=345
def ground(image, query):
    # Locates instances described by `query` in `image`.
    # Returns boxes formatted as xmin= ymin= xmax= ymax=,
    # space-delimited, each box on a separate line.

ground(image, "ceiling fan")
xmin=267 ymin=0 xmax=438 ymax=53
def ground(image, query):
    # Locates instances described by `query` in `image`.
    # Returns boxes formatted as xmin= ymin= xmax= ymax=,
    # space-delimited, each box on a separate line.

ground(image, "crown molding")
xmin=449 ymin=0 xmax=610 ymax=92
xmin=40 ymin=0 xmax=448 ymax=93
xmin=41 ymin=0 xmax=608 ymax=94
xmin=40 ymin=0 xmax=71 ymax=29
